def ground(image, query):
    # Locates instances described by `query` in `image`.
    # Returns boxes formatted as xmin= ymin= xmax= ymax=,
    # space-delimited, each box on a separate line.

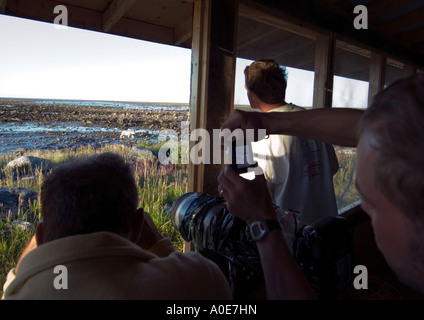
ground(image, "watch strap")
xmin=249 ymin=219 xmax=282 ymax=242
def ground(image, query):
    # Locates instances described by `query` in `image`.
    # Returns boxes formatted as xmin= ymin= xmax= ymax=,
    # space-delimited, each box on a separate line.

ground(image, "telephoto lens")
xmin=170 ymin=192 xmax=265 ymax=298
xmin=171 ymin=192 xmax=233 ymax=252
xmin=171 ymin=192 xmax=355 ymax=300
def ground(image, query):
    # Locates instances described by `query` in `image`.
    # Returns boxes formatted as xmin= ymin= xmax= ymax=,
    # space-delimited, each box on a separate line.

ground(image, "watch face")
xmin=250 ymin=221 xmax=267 ymax=241
xmin=252 ymin=223 xmax=264 ymax=237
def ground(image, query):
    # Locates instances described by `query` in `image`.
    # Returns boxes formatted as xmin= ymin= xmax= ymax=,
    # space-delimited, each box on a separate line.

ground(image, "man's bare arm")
xmin=217 ymin=166 xmax=316 ymax=300
xmin=222 ymin=108 xmax=364 ymax=147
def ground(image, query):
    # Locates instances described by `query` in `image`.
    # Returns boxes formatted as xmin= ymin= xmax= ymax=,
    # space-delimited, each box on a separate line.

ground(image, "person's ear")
xmin=250 ymin=91 xmax=260 ymax=103
xmin=35 ymin=222 xmax=44 ymax=245
xmin=128 ymin=208 xmax=145 ymax=243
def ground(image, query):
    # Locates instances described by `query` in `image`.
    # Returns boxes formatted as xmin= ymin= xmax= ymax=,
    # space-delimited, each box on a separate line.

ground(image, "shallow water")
xmin=0 ymin=121 xmax=160 ymax=154
xmin=0 ymin=121 xmax=154 ymax=134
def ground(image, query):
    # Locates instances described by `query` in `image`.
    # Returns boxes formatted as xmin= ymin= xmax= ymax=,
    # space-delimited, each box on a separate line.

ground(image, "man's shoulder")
xmin=163 ymin=251 xmax=232 ymax=297
xmin=169 ymin=250 xmax=218 ymax=267
xmin=166 ymin=251 xmax=227 ymax=277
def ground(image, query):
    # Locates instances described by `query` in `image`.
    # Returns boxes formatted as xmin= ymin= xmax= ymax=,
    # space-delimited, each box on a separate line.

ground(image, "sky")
xmin=0 ymin=14 xmax=368 ymax=108
xmin=0 ymin=14 xmax=192 ymax=103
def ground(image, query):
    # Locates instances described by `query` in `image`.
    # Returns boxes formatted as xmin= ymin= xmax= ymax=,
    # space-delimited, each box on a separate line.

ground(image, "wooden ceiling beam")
xmin=412 ymin=42 xmax=424 ymax=54
xmin=174 ymin=16 xmax=193 ymax=46
xmin=367 ymin=0 xmax=419 ymax=19
xmin=398 ymin=27 xmax=424 ymax=47
xmin=239 ymin=1 xmax=324 ymax=40
xmin=102 ymin=0 xmax=138 ymax=33
xmin=5 ymin=0 xmax=174 ymax=45
xmin=374 ymin=7 xmax=424 ymax=35
xmin=313 ymin=0 xmax=354 ymax=16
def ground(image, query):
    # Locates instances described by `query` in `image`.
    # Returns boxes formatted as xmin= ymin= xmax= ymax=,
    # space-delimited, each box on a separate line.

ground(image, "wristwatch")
xmin=249 ymin=220 xmax=282 ymax=242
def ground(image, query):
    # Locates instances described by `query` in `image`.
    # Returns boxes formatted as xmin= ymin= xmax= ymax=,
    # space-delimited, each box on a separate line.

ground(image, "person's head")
xmin=244 ymin=59 xmax=287 ymax=109
xmin=37 ymin=152 xmax=139 ymax=243
xmin=356 ymin=73 xmax=424 ymax=293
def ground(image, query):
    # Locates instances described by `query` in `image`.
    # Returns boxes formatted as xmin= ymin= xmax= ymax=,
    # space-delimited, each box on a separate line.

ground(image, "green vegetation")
xmin=333 ymin=146 xmax=360 ymax=211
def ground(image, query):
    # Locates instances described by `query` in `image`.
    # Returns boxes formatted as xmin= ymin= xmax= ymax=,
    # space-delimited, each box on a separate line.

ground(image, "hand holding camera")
xmin=217 ymin=165 xmax=276 ymax=226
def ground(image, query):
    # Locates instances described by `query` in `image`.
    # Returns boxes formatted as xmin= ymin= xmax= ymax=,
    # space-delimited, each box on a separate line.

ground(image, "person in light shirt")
xmin=243 ymin=59 xmax=339 ymax=225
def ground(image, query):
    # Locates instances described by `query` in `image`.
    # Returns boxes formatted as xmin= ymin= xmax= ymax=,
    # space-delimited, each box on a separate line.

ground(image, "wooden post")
xmin=203 ymin=0 xmax=238 ymax=196
xmin=313 ymin=34 xmax=335 ymax=108
xmin=185 ymin=0 xmax=238 ymax=253
xmin=188 ymin=0 xmax=238 ymax=196
xmin=368 ymin=52 xmax=386 ymax=106
xmin=188 ymin=0 xmax=211 ymax=196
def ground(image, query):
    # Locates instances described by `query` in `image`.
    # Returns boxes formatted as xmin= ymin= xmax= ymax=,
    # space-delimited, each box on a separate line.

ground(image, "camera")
xmin=225 ymin=140 xmax=257 ymax=174
xmin=171 ymin=192 xmax=355 ymax=299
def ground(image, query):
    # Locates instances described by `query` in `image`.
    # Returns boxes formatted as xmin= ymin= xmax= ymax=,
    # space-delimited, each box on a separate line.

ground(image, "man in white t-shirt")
xmin=244 ymin=59 xmax=339 ymax=225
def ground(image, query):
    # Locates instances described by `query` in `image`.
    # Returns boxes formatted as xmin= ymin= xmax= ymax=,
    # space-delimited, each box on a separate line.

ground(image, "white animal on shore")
xmin=120 ymin=129 xmax=135 ymax=139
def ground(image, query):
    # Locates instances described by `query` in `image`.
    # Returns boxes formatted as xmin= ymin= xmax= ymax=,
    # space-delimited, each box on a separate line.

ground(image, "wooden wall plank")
xmin=313 ymin=34 xmax=335 ymax=108
xmin=0 ymin=0 xmax=7 ymax=13
xmin=368 ymin=52 xmax=386 ymax=106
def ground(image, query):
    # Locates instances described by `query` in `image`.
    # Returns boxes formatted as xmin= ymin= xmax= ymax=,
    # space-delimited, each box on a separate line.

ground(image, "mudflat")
xmin=0 ymin=100 xmax=189 ymax=154
xmin=0 ymin=100 xmax=189 ymax=131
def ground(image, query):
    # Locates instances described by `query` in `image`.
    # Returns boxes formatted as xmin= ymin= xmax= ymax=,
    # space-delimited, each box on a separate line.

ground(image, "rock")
xmin=13 ymin=148 xmax=26 ymax=157
xmin=128 ymin=146 xmax=158 ymax=164
xmin=6 ymin=156 xmax=52 ymax=174
xmin=0 ymin=187 xmax=38 ymax=218
xmin=10 ymin=219 xmax=32 ymax=231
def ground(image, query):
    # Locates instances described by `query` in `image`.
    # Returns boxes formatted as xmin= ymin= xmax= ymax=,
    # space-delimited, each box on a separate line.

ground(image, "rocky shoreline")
xmin=0 ymin=100 xmax=190 ymax=153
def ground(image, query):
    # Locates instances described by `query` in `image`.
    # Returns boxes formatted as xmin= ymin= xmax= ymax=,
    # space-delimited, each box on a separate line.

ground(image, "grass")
xmin=333 ymin=146 xmax=360 ymax=211
xmin=0 ymin=143 xmax=188 ymax=297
